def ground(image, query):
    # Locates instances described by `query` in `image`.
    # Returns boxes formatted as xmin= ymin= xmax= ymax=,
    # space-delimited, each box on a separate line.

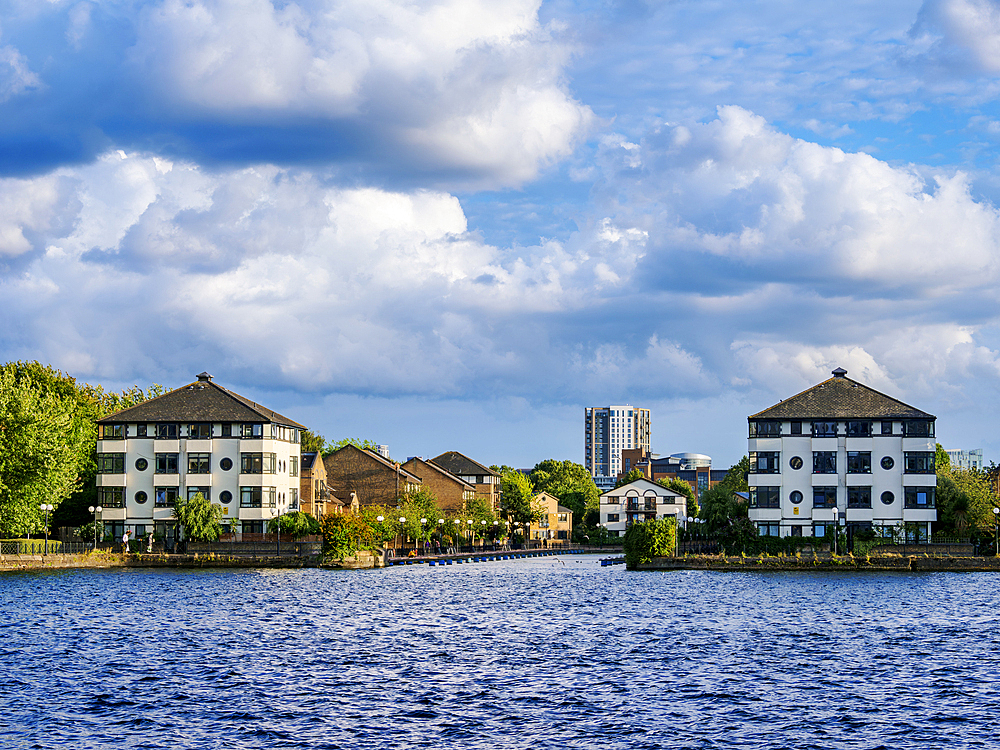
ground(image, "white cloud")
xmin=0 ymin=44 xmax=38 ymax=102
xmin=915 ymin=0 xmax=1000 ymax=73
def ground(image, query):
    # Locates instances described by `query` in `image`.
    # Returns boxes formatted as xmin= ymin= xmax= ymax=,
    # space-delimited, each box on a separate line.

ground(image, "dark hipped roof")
xmin=301 ymin=452 xmax=318 ymax=470
xmin=97 ymin=375 xmax=306 ymax=428
xmin=430 ymin=451 xmax=498 ymax=477
xmin=750 ymin=369 xmax=934 ymax=421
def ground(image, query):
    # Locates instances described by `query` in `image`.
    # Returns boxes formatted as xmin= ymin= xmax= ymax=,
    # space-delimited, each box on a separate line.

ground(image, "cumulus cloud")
xmin=0 ymin=0 xmax=591 ymax=187
xmin=913 ymin=0 xmax=1000 ymax=73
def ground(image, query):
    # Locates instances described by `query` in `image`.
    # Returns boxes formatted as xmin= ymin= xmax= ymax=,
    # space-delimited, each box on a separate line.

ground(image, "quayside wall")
xmin=635 ymin=555 xmax=1000 ymax=572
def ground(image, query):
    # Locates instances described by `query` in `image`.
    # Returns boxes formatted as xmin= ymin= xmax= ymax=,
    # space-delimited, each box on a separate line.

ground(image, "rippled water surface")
xmin=3 ymin=557 xmax=1000 ymax=749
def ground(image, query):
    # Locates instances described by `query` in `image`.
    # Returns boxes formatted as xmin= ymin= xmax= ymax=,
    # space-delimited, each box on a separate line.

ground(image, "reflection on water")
xmin=2 ymin=557 xmax=999 ymax=749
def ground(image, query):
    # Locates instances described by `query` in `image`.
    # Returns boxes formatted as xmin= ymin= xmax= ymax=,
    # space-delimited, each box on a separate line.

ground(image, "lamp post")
xmin=40 ymin=504 xmax=53 ymax=555
xmin=399 ymin=516 xmax=406 ymax=554
xmin=467 ymin=519 xmax=474 ymax=550
xmin=88 ymin=505 xmax=102 ymax=549
xmin=993 ymin=507 xmax=999 ymax=555
xmin=832 ymin=506 xmax=839 ymax=556
xmin=481 ymin=519 xmax=487 ymax=550
xmin=420 ymin=518 xmax=427 ymax=555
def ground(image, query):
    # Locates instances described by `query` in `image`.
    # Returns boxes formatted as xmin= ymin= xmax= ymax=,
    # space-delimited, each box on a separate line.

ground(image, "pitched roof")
xmin=429 ymin=451 xmax=498 ymax=477
xmin=749 ymin=369 xmax=935 ymax=421
xmin=325 ymin=444 xmax=423 ymax=483
xmin=96 ymin=374 xmax=306 ymax=428
xmin=301 ymin=452 xmax=318 ymax=470
xmin=401 ymin=457 xmax=475 ymax=490
xmin=600 ymin=478 xmax=686 ymax=498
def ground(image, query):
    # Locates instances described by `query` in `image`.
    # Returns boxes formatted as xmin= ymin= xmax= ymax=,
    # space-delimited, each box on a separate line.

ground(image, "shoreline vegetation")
xmin=635 ymin=554 xmax=1000 ymax=572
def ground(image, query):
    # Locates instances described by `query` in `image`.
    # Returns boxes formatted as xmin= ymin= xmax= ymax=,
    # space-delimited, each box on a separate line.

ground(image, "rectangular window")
xmin=155 ymin=487 xmax=179 ymax=507
xmin=813 ymin=452 xmax=837 ymax=474
xmin=97 ymin=486 xmax=125 ymax=508
xmin=289 ymin=456 xmax=299 ymax=477
xmin=289 ymin=488 xmax=299 ymax=509
xmin=156 ymin=424 xmax=178 ymax=440
xmin=847 ymin=452 xmax=871 ymax=473
xmin=136 ymin=424 xmax=147 ymax=438
xmin=813 ymin=487 xmax=837 ymax=508
xmin=750 ymin=452 xmax=780 ymax=474
xmin=240 ymin=452 xmax=276 ymax=474
xmin=750 ymin=486 xmax=780 ymax=509
xmin=813 ymin=522 xmax=834 ymax=538
xmin=903 ymin=420 xmax=935 ymax=438
xmin=904 ymin=487 xmax=936 ymax=508
xmin=904 ymin=452 xmax=935 ymax=474
xmin=812 ymin=421 xmax=838 ymax=437
xmin=187 ymin=487 xmax=210 ymax=501
xmin=757 ymin=522 xmax=780 ymax=537
xmin=607 ymin=513 xmax=620 ymax=522
xmin=846 ymin=421 xmax=872 ymax=437
xmin=188 ymin=423 xmax=212 ymax=439
xmin=241 ymin=423 xmax=264 ymax=438
xmin=96 ymin=453 xmax=125 ymax=474
xmin=99 ymin=424 xmax=124 ymax=440
xmin=606 ymin=497 xmax=620 ymax=504
xmin=847 ymin=487 xmax=872 ymax=508
xmin=750 ymin=421 xmax=781 ymax=437
xmin=155 ymin=453 xmax=178 ymax=474
xmin=881 ymin=421 xmax=893 ymax=436
xmin=241 ymin=486 xmax=262 ymax=507
xmin=789 ymin=525 xmax=803 ymax=537
xmin=187 ymin=453 xmax=211 ymax=474
xmin=790 ymin=421 xmax=802 ymax=435
xmin=221 ymin=423 xmax=232 ymax=437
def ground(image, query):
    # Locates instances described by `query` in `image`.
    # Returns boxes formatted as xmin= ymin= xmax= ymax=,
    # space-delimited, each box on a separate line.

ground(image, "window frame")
xmin=847 ymin=487 xmax=872 ymax=508
xmin=813 ymin=487 xmax=837 ymax=508
xmin=97 ymin=453 xmax=125 ymax=474
xmin=812 ymin=451 xmax=837 ymax=474
xmin=154 ymin=453 xmax=179 ymax=474
xmin=846 ymin=451 xmax=872 ymax=474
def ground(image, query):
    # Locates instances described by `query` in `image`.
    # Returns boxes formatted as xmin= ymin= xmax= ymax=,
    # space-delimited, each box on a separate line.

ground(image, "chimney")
xmin=197 ymin=372 xmax=213 ymax=382
xmin=832 ymin=367 xmax=847 ymax=378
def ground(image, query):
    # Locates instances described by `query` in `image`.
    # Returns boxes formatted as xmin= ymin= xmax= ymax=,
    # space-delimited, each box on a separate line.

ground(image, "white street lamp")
xmin=40 ymin=504 xmax=53 ymax=555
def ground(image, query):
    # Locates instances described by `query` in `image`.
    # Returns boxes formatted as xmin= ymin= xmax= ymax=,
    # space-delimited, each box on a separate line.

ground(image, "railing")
xmin=1 ymin=540 xmax=93 ymax=555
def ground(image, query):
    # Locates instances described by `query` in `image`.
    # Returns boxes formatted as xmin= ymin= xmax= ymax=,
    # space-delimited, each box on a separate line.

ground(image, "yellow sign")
xmin=793 ymin=506 xmax=799 ymax=515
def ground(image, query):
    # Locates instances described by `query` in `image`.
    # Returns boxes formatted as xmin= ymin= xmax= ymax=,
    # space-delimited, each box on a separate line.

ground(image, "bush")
xmin=623 ymin=518 xmax=677 ymax=567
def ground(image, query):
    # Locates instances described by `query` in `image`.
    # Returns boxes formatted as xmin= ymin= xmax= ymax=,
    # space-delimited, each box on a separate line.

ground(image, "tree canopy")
xmin=528 ymin=459 xmax=600 ymax=521
xmin=173 ymin=492 xmax=223 ymax=542
xmin=500 ymin=469 xmax=544 ymax=528
xmin=324 ymin=438 xmax=382 ymax=457
xmin=300 ymin=430 xmax=327 ymax=454
xmin=658 ymin=477 xmax=698 ymax=518
xmin=615 ymin=468 xmax=645 ymax=488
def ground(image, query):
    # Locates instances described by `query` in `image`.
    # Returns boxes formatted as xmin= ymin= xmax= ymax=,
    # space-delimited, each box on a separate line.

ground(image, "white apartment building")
xmin=584 ymin=404 xmax=651 ymax=490
xmin=94 ymin=372 xmax=305 ymax=547
xmin=599 ymin=478 xmax=688 ymax=537
xmin=945 ymin=448 xmax=984 ymax=472
xmin=747 ymin=368 xmax=937 ymax=544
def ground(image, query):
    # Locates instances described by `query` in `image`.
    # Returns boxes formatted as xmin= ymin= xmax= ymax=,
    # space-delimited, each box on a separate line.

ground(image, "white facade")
xmin=585 ymin=404 xmax=651 ymax=487
xmin=599 ymin=478 xmax=688 ymax=538
xmin=946 ymin=448 xmax=984 ymax=471
xmin=747 ymin=369 xmax=937 ymax=543
xmin=95 ymin=374 xmax=304 ymax=546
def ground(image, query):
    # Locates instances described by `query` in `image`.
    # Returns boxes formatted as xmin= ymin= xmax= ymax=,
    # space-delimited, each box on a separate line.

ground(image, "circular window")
xmin=790 ymin=490 xmax=803 ymax=504
xmin=134 ymin=491 xmax=148 ymax=504
xmin=880 ymin=456 xmax=895 ymax=470
xmin=789 ymin=456 xmax=803 ymax=470
xmin=135 ymin=458 xmax=148 ymax=471
xmin=881 ymin=491 xmax=895 ymax=505
xmin=220 ymin=490 xmax=233 ymax=504
xmin=220 ymin=457 xmax=233 ymax=471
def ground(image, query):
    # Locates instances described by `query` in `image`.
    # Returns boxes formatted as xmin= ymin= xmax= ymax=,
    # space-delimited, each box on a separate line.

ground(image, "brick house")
xmin=323 ymin=444 xmax=421 ymax=506
xmin=429 ymin=451 xmax=501 ymax=511
xmin=401 ymin=457 xmax=476 ymax=513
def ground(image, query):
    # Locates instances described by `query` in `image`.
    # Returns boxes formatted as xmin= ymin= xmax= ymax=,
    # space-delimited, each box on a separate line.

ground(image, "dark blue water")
xmin=2 ymin=556 xmax=999 ymax=749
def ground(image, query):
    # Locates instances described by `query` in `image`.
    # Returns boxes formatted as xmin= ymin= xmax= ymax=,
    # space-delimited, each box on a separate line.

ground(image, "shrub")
xmin=623 ymin=518 xmax=677 ymax=567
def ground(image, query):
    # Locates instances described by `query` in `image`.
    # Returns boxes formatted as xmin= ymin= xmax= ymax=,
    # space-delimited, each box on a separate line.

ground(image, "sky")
xmin=3 ymin=0 xmax=1000 ymax=469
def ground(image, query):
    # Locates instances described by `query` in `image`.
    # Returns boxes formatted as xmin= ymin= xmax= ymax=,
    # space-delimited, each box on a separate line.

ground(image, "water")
xmin=2 ymin=556 xmax=1000 ymax=749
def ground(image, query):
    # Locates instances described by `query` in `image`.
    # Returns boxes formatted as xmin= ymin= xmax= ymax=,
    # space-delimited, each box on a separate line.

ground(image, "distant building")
xmin=94 ymin=372 xmax=305 ymax=546
xmin=299 ymin=452 xmax=331 ymax=517
xmin=376 ymin=445 xmax=391 ymax=459
xmin=429 ymin=452 xmax=501 ymax=511
xmin=946 ymin=449 xmax=984 ymax=471
xmin=528 ymin=492 xmax=574 ymax=545
xmin=323 ymin=445 xmax=421 ymax=506
xmin=585 ymin=405 xmax=651 ymax=490
xmin=649 ymin=456 xmax=728 ymax=507
xmin=747 ymin=367 xmax=937 ymax=543
xmin=401 ymin=457 xmax=476 ymax=513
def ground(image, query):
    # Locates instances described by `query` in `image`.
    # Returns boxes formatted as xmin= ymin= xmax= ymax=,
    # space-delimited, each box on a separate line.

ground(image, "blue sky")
xmin=3 ymin=0 xmax=1000 ymax=469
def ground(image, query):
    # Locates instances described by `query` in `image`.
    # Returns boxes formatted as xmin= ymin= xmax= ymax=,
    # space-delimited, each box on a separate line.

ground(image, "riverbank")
xmin=0 ymin=552 xmax=320 ymax=572
xmin=635 ymin=553 xmax=1000 ymax=572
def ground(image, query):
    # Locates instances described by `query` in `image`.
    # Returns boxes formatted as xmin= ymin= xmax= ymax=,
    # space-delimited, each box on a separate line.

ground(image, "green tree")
xmin=935 ymin=443 xmax=951 ymax=474
xmin=0 ymin=362 xmax=100 ymax=537
xmin=528 ymin=459 xmax=600 ymax=521
xmin=500 ymin=469 xmax=545 ymax=544
xmin=614 ymin=468 xmax=645 ymax=488
xmin=300 ymin=430 xmax=327 ymax=454
xmin=950 ymin=468 xmax=996 ymax=535
xmin=398 ymin=487 xmax=443 ymax=546
xmin=698 ymin=483 xmax=748 ymax=534
xmin=623 ymin=517 xmax=677 ymax=567
xmin=659 ymin=477 xmax=698 ymax=518
xmin=268 ymin=511 xmax=321 ymax=538
xmin=717 ymin=456 xmax=750 ymax=493
xmin=173 ymin=492 xmax=223 ymax=542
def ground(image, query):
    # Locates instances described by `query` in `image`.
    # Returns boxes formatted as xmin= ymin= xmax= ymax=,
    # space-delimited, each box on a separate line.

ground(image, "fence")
xmin=0 ymin=540 xmax=92 ymax=555
xmin=187 ymin=540 xmax=322 ymax=557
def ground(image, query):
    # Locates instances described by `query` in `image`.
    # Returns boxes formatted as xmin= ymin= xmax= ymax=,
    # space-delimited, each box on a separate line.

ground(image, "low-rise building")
xmin=299 ymin=452 xmax=330 ymax=517
xmin=94 ymin=372 xmax=305 ymax=546
xmin=401 ymin=457 xmax=476 ymax=513
xmin=429 ymin=452 xmax=501 ymax=511
xmin=323 ymin=445 xmax=421 ymax=506
xmin=747 ymin=367 xmax=937 ymax=543
xmin=599 ymin=479 xmax=689 ymax=537
xmin=528 ymin=492 xmax=574 ymax=545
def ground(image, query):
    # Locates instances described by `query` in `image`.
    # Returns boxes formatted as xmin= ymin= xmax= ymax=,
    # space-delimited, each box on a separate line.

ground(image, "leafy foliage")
xmin=324 ymin=438 xmax=382 ymax=457
xmin=398 ymin=488 xmax=444 ymax=544
xmin=267 ymin=511 xmax=320 ymax=538
xmin=320 ymin=514 xmax=378 ymax=556
xmin=659 ymin=477 xmax=698 ymax=518
xmin=500 ymin=469 xmax=544 ymax=527
xmin=528 ymin=459 xmax=600 ymax=521
xmin=717 ymin=456 xmax=749 ymax=493
xmin=623 ymin=517 xmax=677 ymax=567
xmin=300 ymin=430 xmax=327 ymax=454
xmin=173 ymin=492 xmax=223 ymax=542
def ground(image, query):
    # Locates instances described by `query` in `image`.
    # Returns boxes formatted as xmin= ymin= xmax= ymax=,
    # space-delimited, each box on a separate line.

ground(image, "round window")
xmin=789 ymin=456 xmax=803 ymax=470
xmin=881 ymin=491 xmax=895 ymax=505
xmin=135 ymin=491 xmax=148 ymax=504
xmin=790 ymin=490 xmax=803 ymax=504
xmin=135 ymin=458 xmax=148 ymax=471
xmin=220 ymin=490 xmax=233 ymax=504
xmin=220 ymin=457 xmax=233 ymax=471
xmin=880 ymin=456 xmax=895 ymax=470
